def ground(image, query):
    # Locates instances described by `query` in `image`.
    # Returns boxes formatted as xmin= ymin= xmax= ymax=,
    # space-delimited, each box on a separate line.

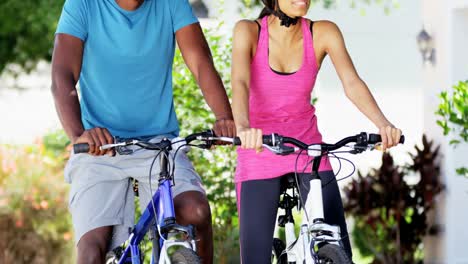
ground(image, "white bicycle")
xmin=206 ymin=131 xmax=404 ymax=264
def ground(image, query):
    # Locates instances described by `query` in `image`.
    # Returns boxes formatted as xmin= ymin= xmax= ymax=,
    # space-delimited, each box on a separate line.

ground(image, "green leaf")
xmin=456 ymin=167 xmax=468 ymax=178
xmin=436 ymin=80 xmax=468 ymax=142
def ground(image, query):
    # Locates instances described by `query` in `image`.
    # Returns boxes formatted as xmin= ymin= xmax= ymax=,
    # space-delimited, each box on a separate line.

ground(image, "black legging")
xmin=236 ymin=171 xmax=352 ymax=263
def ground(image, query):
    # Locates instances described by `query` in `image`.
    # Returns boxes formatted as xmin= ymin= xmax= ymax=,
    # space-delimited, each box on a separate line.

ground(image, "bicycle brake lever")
xmin=372 ymin=143 xmax=383 ymax=151
xmin=264 ymin=144 xmax=296 ymax=155
xmin=100 ymin=141 xmax=136 ymax=150
xmin=262 ymin=144 xmax=276 ymax=152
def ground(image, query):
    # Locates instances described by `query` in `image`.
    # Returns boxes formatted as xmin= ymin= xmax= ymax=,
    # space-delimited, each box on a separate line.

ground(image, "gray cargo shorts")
xmin=64 ymin=136 xmax=205 ymax=250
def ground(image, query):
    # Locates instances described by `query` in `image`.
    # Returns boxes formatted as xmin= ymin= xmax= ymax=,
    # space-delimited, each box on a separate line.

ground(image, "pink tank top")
xmin=235 ymin=16 xmax=333 ymax=183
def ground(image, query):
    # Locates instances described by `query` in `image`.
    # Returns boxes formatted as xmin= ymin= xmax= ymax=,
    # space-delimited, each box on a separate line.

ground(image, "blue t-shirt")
xmin=56 ymin=0 xmax=198 ymax=137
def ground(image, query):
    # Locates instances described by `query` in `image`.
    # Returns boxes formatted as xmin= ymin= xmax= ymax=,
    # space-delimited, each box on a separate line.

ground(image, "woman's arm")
xmin=231 ymin=20 xmax=263 ymax=151
xmin=319 ymin=21 xmax=402 ymax=150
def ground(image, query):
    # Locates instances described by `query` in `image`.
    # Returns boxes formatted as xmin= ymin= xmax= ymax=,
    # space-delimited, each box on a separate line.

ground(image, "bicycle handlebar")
xmin=234 ymin=133 xmax=404 ymax=148
xmin=73 ymin=130 xmax=404 ymax=155
xmin=232 ymin=132 xmax=404 ymax=155
xmin=72 ymin=130 xmax=215 ymax=154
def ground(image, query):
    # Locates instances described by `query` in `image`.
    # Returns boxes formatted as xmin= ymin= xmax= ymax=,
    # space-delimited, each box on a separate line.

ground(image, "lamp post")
xmin=417 ymin=28 xmax=436 ymax=65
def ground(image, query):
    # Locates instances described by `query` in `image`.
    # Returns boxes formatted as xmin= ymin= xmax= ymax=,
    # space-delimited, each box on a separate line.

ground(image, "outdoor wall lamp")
xmin=417 ymin=28 xmax=436 ymax=65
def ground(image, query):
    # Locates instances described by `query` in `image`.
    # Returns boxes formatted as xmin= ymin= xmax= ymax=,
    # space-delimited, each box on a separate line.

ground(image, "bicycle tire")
xmin=272 ymin=238 xmax=288 ymax=264
xmin=316 ymin=244 xmax=352 ymax=264
xmin=170 ymin=247 xmax=201 ymax=264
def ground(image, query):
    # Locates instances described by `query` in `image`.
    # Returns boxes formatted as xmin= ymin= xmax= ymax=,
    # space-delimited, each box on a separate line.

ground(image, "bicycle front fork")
xmin=283 ymin=177 xmax=325 ymax=263
xmin=283 ymin=219 xmax=315 ymax=263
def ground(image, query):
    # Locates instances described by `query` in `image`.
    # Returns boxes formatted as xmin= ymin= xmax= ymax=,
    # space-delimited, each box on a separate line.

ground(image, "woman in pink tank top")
xmin=231 ymin=0 xmax=402 ymax=262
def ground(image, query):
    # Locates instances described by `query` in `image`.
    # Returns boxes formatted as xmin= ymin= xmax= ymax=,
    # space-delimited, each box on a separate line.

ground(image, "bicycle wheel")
xmin=170 ymin=247 xmax=201 ymax=264
xmin=272 ymin=238 xmax=288 ymax=264
xmin=316 ymin=244 xmax=351 ymax=264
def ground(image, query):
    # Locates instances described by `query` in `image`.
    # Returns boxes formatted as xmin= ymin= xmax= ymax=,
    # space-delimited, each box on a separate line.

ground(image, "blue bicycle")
xmin=73 ymin=130 xmax=218 ymax=264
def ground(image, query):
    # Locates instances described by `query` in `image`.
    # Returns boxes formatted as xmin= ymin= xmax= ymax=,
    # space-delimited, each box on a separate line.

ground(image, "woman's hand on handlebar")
xmin=379 ymin=125 xmax=403 ymax=152
xmin=74 ymin=127 xmax=115 ymax=156
xmin=237 ymin=127 xmax=263 ymax=153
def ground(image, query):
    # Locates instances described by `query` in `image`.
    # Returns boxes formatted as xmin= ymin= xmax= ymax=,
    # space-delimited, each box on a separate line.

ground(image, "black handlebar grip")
xmin=233 ymin=135 xmax=274 ymax=146
xmin=73 ymin=143 xmax=90 ymax=154
xmin=368 ymin=134 xmax=380 ymax=144
xmin=368 ymin=134 xmax=405 ymax=144
xmin=262 ymin=135 xmax=273 ymax=145
xmin=233 ymin=137 xmax=242 ymax=146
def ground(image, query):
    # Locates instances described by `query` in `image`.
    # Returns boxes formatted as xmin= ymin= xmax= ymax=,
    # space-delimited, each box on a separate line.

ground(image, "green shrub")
xmin=0 ymin=0 xmax=64 ymax=74
xmin=173 ymin=24 xmax=240 ymax=263
xmin=0 ymin=130 xmax=73 ymax=263
xmin=344 ymin=135 xmax=443 ymax=264
xmin=436 ymin=80 xmax=468 ymax=177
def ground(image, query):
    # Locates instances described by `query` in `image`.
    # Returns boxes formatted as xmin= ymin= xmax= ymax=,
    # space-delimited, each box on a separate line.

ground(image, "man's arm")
xmin=51 ymin=34 xmax=113 ymax=155
xmin=51 ymin=34 xmax=84 ymax=143
xmin=175 ymin=23 xmax=236 ymax=137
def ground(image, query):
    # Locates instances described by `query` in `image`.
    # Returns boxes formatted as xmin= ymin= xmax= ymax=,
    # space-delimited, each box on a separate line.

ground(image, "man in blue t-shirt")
xmin=51 ymin=0 xmax=235 ymax=263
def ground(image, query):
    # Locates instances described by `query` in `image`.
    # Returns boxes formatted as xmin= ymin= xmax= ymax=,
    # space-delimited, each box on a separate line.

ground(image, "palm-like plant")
xmin=344 ymin=135 xmax=443 ymax=264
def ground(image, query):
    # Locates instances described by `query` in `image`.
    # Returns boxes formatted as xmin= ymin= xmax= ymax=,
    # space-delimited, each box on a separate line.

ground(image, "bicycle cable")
xmin=145 ymin=138 xmax=185 ymax=242
xmin=294 ymin=150 xmax=331 ymax=223
xmin=294 ymin=148 xmax=311 ymax=223
xmin=148 ymin=149 xmax=164 ymax=239
xmin=148 ymin=139 xmax=206 ymax=242
xmin=326 ymin=152 xmax=356 ymax=185
xmin=169 ymin=139 xmax=189 ymax=186
xmin=170 ymin=140 xmax=209 ymax=186
xmin=330 ymin=152 xmax=343 ymax=177
xmin=292 ymin=146 xmax=358 ymax=223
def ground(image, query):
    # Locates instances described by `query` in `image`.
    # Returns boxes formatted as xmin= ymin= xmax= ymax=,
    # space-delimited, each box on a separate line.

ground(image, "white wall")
xmin=308 ymin=2 xmax=423 ymax=171
xmin=446 ymin=4 xmax=468 ymax=264
xmin=422 ymin=0 xmax=468 ymax=263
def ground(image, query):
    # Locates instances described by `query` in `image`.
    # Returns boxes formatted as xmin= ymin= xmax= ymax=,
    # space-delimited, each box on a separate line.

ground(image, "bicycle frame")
xmin=278 ymin=157 xmax=343 ymax=264
xmin=71 ymin=131 xmax=224 ymax=263
xmin=117 ymin=146 xmax=196 ymax=264
xmin=210 ymin=131 xmax=402 ymax=264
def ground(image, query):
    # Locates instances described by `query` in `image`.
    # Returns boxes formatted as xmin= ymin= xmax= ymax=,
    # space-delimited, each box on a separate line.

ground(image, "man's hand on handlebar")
xmin=74 ymin=127 xmax=115 ymax=156
xmin=213 ymin=118 xmax=236 ymax=145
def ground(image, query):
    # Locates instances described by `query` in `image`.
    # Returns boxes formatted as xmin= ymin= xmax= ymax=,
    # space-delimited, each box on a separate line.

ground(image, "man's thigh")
xmin=65 ymin=153 xmax=135 ymax=250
